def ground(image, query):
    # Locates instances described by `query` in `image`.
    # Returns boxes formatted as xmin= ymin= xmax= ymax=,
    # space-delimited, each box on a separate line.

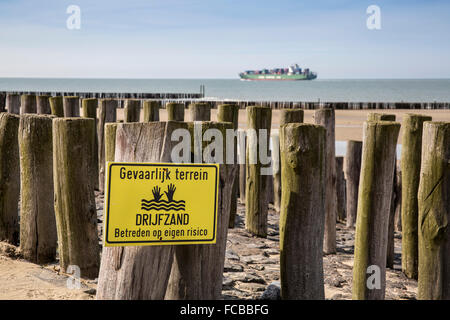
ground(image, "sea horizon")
xmin=1 ymin=78 xmax=449 ymax=102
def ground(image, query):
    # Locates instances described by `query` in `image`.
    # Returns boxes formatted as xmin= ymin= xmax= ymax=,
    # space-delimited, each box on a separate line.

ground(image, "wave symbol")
xmin=141 ymin=199 xmax=185 ymax=211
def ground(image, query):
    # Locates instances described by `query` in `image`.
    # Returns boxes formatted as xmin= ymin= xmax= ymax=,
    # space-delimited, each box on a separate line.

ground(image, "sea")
xmin=1 ymin=78 xmax=450 ymax=102
xmin=2 ymin=77 xmax=447 ymax=159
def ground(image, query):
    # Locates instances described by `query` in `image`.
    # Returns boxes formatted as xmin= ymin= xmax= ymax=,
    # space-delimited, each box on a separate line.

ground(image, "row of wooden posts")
xmin=0 ymin=94 xmax=448 ymax=300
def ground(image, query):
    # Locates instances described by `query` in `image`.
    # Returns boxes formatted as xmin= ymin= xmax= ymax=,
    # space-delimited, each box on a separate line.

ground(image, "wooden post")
xmin=81 ymin=98 xmax=97 ymax=119
xmin=19 ymin=114 xmax=57 ymax=263
xmin=279 ymin=109 xmax=304 ymax=124
xmin=344 ymin=140 xmax=362 ymax=227
xmin=280 ymin=123 xmax=326 ymax=300
xmin=53 ymin=118 xmax=100 ymax=279
xmin=100 ymin=123 xmax=117 ymax=200
xmin=386 ymin=162 xmax=398 ymax=269
xmin=217 ymin=104 xmax=239 ymax=228
xmin=104 ymin=123 xmax=118 ymax=167
xmin=394 ymin=162 xmax=402 ymax=232
xmin=238 ymin=129 xmax=246 ymax=202
xmin=314 ymin=108 xmax=336 ymax=254
xmin=63 ymin=96 xmax=80 ymax=117
xmin=368 ymin=113 xmax=399 ymax=270
xmin=124 ymin=99 xmax=141 ymax=122
xmin=401 ymin=114 xmax=432 ymax=279
xmin=36 ymin=95 xmax=51 ymax=114
xmin=245 ymin=106 xmax=272 ymax=237
xmin=336 ymin=156 xmax=346 ymax=222
xmin=98 ymin=99 xmax=117 ymax=192
xmin=143 ymin=100 xmax=160 ymax=122
xmin=6 ymin=94 xmax=20 ymax=114
xmin=49 ymin=96 xmax=64 ymax=117
xmin=21 ymin=94 xmax=37 ymax=114
xmin=417 ymin=121 xmax=450 ymax=300
xmin=352 ymin=120 xmax=400 ymax=300
xmin=273 ymin=109 xmax=304 ymax=213
xmin=367 ymin=113 xmax=396 ymax=121
xmin=272 ymin=132 xmax=281 ymax=213
xmin=189 ymin=103 xmax=211 ymax=121
xmin=82 ymin=98 xmax=99 ymax=190
xmin=166 ymin=102 xmax=185 ymax=121
xmin=0 ymin=113 xmax=20 ymax=244
xmin=200 ymin=123 xmax=237 ymax=297
xmin=165 ymin=121 xmax=237 ymax=299
xmin=97 ymin=121 xmax=186 ymax=299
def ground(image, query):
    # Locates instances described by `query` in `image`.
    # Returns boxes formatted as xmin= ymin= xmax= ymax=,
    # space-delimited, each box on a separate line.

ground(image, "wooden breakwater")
xmin=2 ymin=92 xmax=450 ymax=111
xmin=0 ymin=95 xmax=449 ymax=301
xmin=0 ymin=91 xmax=204 ymax=100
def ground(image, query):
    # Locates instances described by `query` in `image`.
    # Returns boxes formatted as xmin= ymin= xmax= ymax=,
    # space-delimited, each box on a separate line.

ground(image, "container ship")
xmin=239 ymin=64 xmax=317 ymax=81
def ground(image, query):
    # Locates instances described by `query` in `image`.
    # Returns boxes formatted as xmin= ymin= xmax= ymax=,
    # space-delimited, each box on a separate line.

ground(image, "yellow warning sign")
xmin=104 ymin=162 xmax=219 ymax=246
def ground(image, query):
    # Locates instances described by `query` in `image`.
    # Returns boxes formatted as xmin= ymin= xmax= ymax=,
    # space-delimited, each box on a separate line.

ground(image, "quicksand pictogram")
xmin=141 ymin=184 xmax=186 ymax=211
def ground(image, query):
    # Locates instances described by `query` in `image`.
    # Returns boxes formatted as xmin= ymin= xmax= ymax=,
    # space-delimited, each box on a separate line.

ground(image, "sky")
xmin=0 ymin=0 xmax=449 ymax=79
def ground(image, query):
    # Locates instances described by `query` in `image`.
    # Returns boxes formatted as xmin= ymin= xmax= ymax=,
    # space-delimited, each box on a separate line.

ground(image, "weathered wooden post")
xmin=20 ymin=94 xmax=37 ymax=114
xmin=217 ymin=104 xmax=239 ymax=227
xmin=273 ymin=109 xmax=304 ymax=213
xmin=165 ymin=121 xmax=237 ymax=299
xmin=82 ymin=98 xmax=99 ymax=190
xmin=0 ymin=113 xmax=20 ymax=244
xmin=36 ymin=95 xmax=51 ymax=114
xmin=124 ymin=99 xmax=141 ymax=122
xmin=417 ymin=121 xmax=450 ymax=300
xmin=279 ymin=109 xmax=304 ymax=124
xmin=53 ymin=118 xmax=100 ymax=279
xmin=0 ymin=93 xmax=5 ymax=112
xmin=280 ymin=123 xmax=326 ymax=300
xmin=6 ymin=94 xmax=20 ymax=114
xmin=49 ymin=96 xmax=64 ymax=117
xmin=367 ymin=113 xmax=396 ymax=121
xmin=271 ymin=131 xmax=281 ymax=213
xmin=97 ymin=121 xmax=186 ymax=299
xmin=189 ymin=103 xmax=211 ymax=121
xmin=344 ymin=140 xmax=362 ymax=227
xmin=104 ymin=123 xmax=118 ymax=168
xmin=166 ymin=102 xmax=185 ymax=121
xmin=19 ymin=114 xmax=57 ymax=263
xmin=401 ymin=114 xmax=432 ymax=279
xmin=63 ymin=96 xmax=80 ymax=117
xmin=368 ymin=113 xmax=399 ymax=270
xmin=238 ymin=129 xmax=246 ymax=202
xmin=98 ymin=99 xmax=117 ymax=192
xmin=336 ymin=156 xmax=346 ymax=222
xmin=352 ymin=120 xmax=400 ymax=300
xmin=314 ymin=108 xmax=336 ymax=254
xmin=386 ymin=163 xmax=399 ymax=269
xmin=394 ymin=162 xmax=402 ymax=232
xmin=245 ymin=106 xmax=272 ymax=237
xmin=81 ymin=98 xmax=97 ymax=119
xmin=143 ymin=100 xmax=160 ymax=122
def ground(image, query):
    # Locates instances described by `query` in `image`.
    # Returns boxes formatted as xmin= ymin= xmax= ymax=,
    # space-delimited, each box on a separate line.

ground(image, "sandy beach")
xmin=1 ymin=107 xmax=443 ymax=300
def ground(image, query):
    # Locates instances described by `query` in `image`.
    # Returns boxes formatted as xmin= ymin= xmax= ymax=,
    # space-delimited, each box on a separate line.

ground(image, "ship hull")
xmin=239 ymin=74 xmax=317 ymax=81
